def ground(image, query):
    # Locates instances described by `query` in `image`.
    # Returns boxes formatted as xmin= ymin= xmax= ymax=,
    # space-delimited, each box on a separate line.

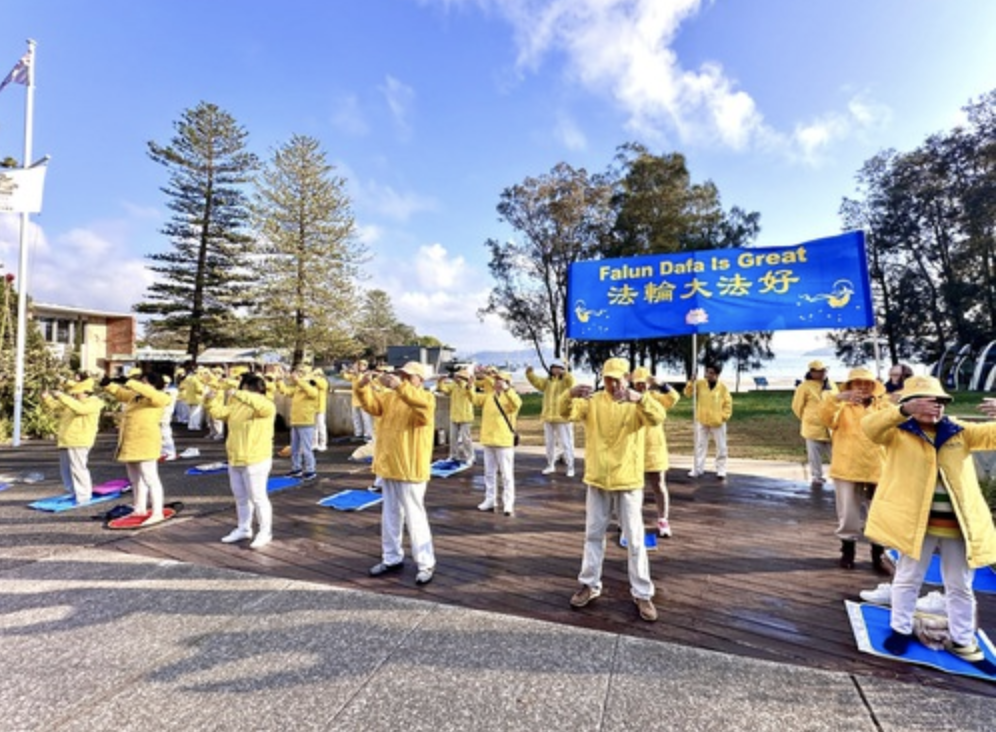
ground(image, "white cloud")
xmin=415 ymin=242 xmax=468 ymax=289
xmin=119 ymin=200 xmax=160 ymax=219
xmin=357 ymin=179 xmax=437 ymax=222
xmin=554 ymin=112 xmax=587 ymax=151
xmin=331 ymin=93 xmax=369 ymax=136
xmin=379 ymin=75 xmax=416 ymax=139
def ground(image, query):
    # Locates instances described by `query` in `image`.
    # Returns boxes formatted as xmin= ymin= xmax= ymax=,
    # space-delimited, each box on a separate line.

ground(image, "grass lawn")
xmin=510 ymin=388 xmax=994 ymax=463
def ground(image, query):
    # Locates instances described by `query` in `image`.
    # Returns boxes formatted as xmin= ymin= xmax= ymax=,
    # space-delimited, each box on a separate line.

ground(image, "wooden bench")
xmin=753 ymin=376 xmax=769 ymax=390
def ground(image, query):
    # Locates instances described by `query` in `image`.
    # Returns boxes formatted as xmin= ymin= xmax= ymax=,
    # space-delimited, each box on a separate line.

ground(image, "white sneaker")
xmin=687 ymin=470 xmax=701 ymax=478
xmin=566 ymin=469 xmax=575 ymax=478
xmin=541 ymin=466 xmax=556 ymax=475
xmin=859 ymin=582 xmax=892 ymax=605
xmin=249 ymin=533 xmax=272 ymax=549
xmin=221 ymin=528 xmax=252 ymax=544
xmin=916 ymin=590 xmax=946 ymax=615
xmin=477 ymin=501 xmax=495 ymax=511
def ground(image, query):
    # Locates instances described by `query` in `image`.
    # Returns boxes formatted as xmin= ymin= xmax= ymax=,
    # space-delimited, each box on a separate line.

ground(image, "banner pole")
xmin=11 ymin=38 xmax=36 ymax=447
xmin=691 ymin=332 xmax=698 ymax=471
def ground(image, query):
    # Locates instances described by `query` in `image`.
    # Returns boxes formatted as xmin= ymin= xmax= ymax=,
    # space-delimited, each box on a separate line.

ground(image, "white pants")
xmin=160 ymin=423 xmax=176 ymax=458
xmin=125 ymin=460 xmax=164 ymax=517
xmin=174 ymin=399 xmax=190 ymax=425
xmin=806 ymin=439 xmax=831 ymax=482
xmin=314 ymin=412 xmax=328 ymax=450
xmin=228 ymin=459 xmax=273 ymax=537
xmin=208 ymin=416 xmax=225 ymax=440
xmin=579 ymin=485 xmax=654 ymax=600
xmin=482 ymin=445 xmax=515 ymax=511
xmin=352 ymin=406 xmax=373 ymax=440
xmin=59 ymin=447 xmax=92 ymax=503
xmin=449 ymin=421 xmax=475 ymax=464
xmin=693 ymin=422 xmax=728 ymax=476
xmin=833 ymin=479 xmax=873 ymax=541
xmin=544 ymin=422 xmax=575 ymax=469
xmin=891 ymin=536 xmax=976 ymax=645
xmin=380 ymin=479 xmax=435 ymax=572
xmin=188 ymin=404 xmax=204 ymax=431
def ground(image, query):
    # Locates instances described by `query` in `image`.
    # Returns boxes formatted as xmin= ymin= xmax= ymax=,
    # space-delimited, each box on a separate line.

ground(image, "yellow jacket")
xmin=276 ymin=378 xmax=319 ymax=426
xmin=862 ymin=408 xmax=996 ymax=567
xmin=313 ymin=373 xmax=329 ymax=413
xmin=472 ymin=388 xmax=521 ymax=447
xmin=792 ymin=378 xmax=837 ymax=441
xmin=44 ymin=393 xmax=103 ymax=448
xmin=180 ymin=373 xmax=205 ymax=405
xmin=643 ymin=388 xmax=680 ymax=472
xmin=437 ymin=379 xmax=476 ymax=423
xmin=559 ymin=390 xmax=665 ymax=490
xmin=206 ymin=390 xmax=276 ymax=466
xmin=683 ymin=379 xmax=732 ymax=427
xmin=526 ymin=367 xmax=575 ymax=423
xmin=819 ymin=396 xmax=886 ymax=482
xmin=355 ymin=380 xmax=435 ymax=482
xmin=343 ymin=371 xmax=364 ymax=407
xmin=107 ymin=380 xmax=171 ymax=462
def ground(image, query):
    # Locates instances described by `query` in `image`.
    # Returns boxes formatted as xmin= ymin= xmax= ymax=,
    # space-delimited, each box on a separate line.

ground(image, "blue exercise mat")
xmin=846 ymin=600 xmax=996 ymax=682
xmin=0 ymin=482 xmax=12 ymax=493
xmin=267 ymin=476 xmax=301 ymax=493
xmin=185 ymin=462 xmax=229 ymax=475
xmin=317 ymin=490 xmax=383 ymax=511
xmin=619 ymin=531 xmax=658 ymax=551
xmin=29 ymin=492 xmax=123 ymax=513
xmin=430 ymin=459 xmax=472 ymax=478
xmin=886 ymin=549 xmax=996 ymax=593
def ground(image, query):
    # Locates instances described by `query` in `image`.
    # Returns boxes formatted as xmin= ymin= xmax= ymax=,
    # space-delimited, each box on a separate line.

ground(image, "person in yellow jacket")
xmin=312 ymin=367 xmax=330 ymax=452
xmin=206 ymin=373 xmax=277 ymax=549
xmin=184 ymin=368 xmax=209 ymax=432
xmin=862 ymin=376 xmax=996 ymax=669
xmin=104 ymin=370 xmax=172 ymax=525
xmin=172 ymin=367 xmax=190 ymax=425
xmin=343 ymin=360 xmax=373 ymax=441
xmin=471 ymin=370 xmax=521 ymax=515
xmin=42 ymin=378 xmax=103 ymax=504
xmin=819 ymin=367 xmax=888 ymax=572
xmin=355 ymin=361 xmax=437 ymax=585
xmin=526 ymin=361 xmax=576 ymax=477
xmin=631 ymin=368 xmax=680 ymax=538
xmin=276 ymin=365 xmax=320 ymax=480
xmin=684 ymin=363 xmax=733 ymax=479
xmin=436 ymin=369 xmax=477 ymax=465
xmin=791 ymin=360 xmax=838 ymax=487
xmin=559 ymin=357 xmax=666 ymax=623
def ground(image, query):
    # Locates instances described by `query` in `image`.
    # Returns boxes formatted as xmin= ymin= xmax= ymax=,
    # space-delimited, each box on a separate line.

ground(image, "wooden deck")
xmin=104 ymin=437 xmax=996 ymax=698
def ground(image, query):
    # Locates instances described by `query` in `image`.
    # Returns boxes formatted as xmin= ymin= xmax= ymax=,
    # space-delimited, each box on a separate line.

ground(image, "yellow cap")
xmin=898 ymin=375 xmax=952 ymax=404
xmin=602 ymin=357 xmax=629 ymax=380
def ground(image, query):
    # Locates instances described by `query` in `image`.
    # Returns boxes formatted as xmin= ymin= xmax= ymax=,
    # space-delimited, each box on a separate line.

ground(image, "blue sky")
xmin=1 ymin=0 xmax=995 ymax=357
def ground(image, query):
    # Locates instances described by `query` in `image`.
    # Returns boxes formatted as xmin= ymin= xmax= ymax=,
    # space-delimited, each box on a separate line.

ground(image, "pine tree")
xmin=138 ymin=102 xmax=259 ymax=359
xmin=250 ymin=134 xmax=365 ymax=366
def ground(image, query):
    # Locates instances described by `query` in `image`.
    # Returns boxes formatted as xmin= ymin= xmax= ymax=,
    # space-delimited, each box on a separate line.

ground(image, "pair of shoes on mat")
xmin=657 ymin=519 xmax=672 ymax=538
xmin=634 ymin=597 xmax=658 ymax=622
xmin=570 ymin=585 xmax=601 ymax=608
xmin=369 ymin=561 xmax=404 ymax=577
xmin=858 ymin=584 xmax=948 ymax=616
xmin=415 ymin=568 xmax=434 ymax=585
xmin=221 ymin=528 xmax=252 ymax=544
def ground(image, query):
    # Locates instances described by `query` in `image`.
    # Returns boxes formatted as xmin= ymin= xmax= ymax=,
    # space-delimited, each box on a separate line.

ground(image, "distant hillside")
xmin=455 ymin=347 xmax=551 ymax=367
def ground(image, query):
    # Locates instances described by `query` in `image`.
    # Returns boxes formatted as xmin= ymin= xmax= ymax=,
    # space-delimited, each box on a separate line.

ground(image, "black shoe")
xmin=368 ymin=561 xmax=404 ymax=577
xmin=883 ymin=630 xmax=912 ymax=656
xmin=302 ymin=471 xmax=317 ymax=481
xmin=286 ymin=470 xmax=303 ymax=478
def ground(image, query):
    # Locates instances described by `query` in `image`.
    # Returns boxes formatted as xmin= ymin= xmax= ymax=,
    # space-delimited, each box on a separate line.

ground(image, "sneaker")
xmin=717 ymin=473 xmax=727 ymax=481
xmin=687 ymin=470 xmax=701 ymax=478
xmin=367 ymin=484 xmax=382 ymax=492
xmin=221 ymin=528 xmax=252 ymax=544
xmin=947 ymin=640 xmax=984 ymax=663
xmin=916 ymin=590 xmax=946 ymax=615
xmin=657 ymin=519 xmax=672 ymax=538
xmin=286 ymin=470 xmax=303 ymax=478
xmin=139 ymin=513 xmax=165 ymax=527
xmin=415 ymin=568 xmax=434 ymax=585
xmin=883 ymin=630 xmax=912 ymax=656
xmin=566 ymin=469 xmax=575 ymax=478
xmin=368 ymin=561 xmax=404 ymax=577
xmin=541 ymin=466 xmax=556 ymax=475
xmin=477 ymin=501 xmax=495 ymax=511
xmin=635 ymin=597 xmax=658 ymax=622
xmin=570 ymin=585 xmax=601 ymax=608
xmin=859 ymin=582 xmax=892 ymax=606
xmin=302 ymin=471 xmax=318 ymax=481
xmin=249 ymin=533 xmax=272 ymax=549
xmin=810 ymin=479 xmax=824 ymax=488
xmin=504 ymin=509 xmax=514 ymax=517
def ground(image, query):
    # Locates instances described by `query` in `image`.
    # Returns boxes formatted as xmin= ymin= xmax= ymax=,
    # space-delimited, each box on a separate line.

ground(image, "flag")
xmin=0 ymin=165 xmax=47 ymax=214
xmin=566 ymin=231 xmax=874 ymax=340
xmin=0 ymin=50 xmax=31 ymax=93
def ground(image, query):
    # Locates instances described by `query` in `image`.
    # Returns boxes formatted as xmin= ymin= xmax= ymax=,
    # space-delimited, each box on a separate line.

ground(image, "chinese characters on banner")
xmin=566 ymin=231 xmax=873 ymax=340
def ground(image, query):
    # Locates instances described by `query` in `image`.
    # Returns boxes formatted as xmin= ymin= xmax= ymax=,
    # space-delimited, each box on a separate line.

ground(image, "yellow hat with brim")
xmin=494 ymin=370 xmax=513 ymax=383
xmin=631 ymin=366 xmax=651 ymax=385
xmin=127 ymin=367 xmax=142 ymax=378
xmin=69 ymin=378 xmax=94 ymax=394
xmin=898 ymin=375 xmax=952 ymax=404
xmin=844 ymin=367 xmax=885 ymax=396
xmin=602 ymin=357 xmax=629 ymax=380
xmin=808 ymin=360 xmax=827 ymax=371
xmin=399 ymin=361 xmax=429 ymax=380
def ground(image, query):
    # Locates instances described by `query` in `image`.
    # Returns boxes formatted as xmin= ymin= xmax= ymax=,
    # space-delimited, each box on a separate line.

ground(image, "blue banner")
xmin=566 ymin=231 xmax=873 ymax=340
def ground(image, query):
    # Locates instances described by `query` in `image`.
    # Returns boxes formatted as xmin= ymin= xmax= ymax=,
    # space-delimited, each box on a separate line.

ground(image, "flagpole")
xmin=11 ymin=38 xmax=36 ymax=447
